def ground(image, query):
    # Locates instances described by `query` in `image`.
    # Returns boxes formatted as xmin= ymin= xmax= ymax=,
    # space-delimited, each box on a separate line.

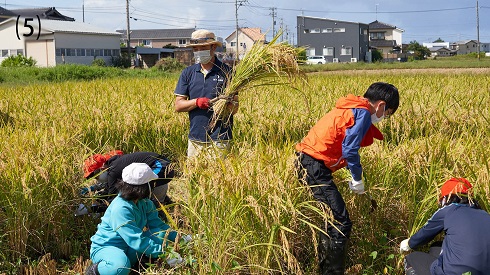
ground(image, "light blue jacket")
xmin=90 ymin=195 xmax=177 ymax=258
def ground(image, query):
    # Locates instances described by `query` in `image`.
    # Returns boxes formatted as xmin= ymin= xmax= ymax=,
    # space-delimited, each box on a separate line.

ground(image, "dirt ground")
xmin=311 ymin=67 xmax=490 ymax=75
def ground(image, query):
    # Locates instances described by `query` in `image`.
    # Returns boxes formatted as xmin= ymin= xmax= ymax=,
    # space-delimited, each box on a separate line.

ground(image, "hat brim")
xmin=186 ymin=41 xmax=222 ymax=48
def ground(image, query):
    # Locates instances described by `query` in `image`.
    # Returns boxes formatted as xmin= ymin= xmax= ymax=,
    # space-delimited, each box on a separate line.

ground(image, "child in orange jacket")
xmin=295 ymin=82 xmax=399 ymax=275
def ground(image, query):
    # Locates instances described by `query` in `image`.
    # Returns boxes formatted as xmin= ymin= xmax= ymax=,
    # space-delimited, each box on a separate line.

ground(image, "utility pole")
xmin=476 ymin=0 xmax=480 ymax=61
xmin=280 ymin=18 xmax=284 ymax=41
xmin=82 ymin=0 xmax=85 ymax=22
xmin=126 ymin=0 xmax=131 ymax=63
xmin=270 ymin=7 xmax=276 ymax=38
xmin=235 ymin=0 xmax=239 ymax=61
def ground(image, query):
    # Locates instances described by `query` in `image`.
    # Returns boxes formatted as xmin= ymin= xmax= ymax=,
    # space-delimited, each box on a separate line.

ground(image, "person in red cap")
xmin=400 ymin=178 xmax=490 ymax=275
xmin=295 ymin=82 xmax=399 ymax=275
xmin=81 ymin=151 xmax=174 ymax=212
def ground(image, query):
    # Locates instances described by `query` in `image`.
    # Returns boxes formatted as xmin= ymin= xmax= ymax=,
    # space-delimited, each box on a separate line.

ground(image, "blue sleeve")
xmin=409 ymin=207 xmax=446 ymax=249
xmin=145 ymin=200 xmax=177 ymax=242
xmin=111 ymin=204 xmax=164 ymax=258
xmin=342 ymin=108 xmax=371 ymax=181
xmin=174 ymin=67 xmax=190 ymax=97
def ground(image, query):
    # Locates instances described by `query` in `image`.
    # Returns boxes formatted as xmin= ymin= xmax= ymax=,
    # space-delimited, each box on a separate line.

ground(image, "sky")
xmin=2 ymin=0 xmax=489 ymax=45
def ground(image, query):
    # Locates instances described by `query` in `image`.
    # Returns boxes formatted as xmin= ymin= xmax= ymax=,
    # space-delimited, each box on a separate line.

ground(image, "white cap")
xmin=122 ymin=163 xmax=158 ymax=185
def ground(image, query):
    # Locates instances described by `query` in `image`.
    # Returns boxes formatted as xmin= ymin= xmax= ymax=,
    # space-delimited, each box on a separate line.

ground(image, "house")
xmin=0 ymin=18 xmax=121 ymax=67
xmin=116 ymin=28 xmax=195 ymax=48
xmin=428 ymin=46 xmax=454 ymax=57
xmin=368 ymin=20 xmax=404 ymax=54
xmin=297 ymin=16 xmax=369 ymax=63
xmin=225 ymin=27 xmax=266 ymax=59
xmin=480 ymin=42 xmax=490 ymax=53
xmin=450 ymin=40 xmax=478 ymax=55
xmin=9 ymin=7 xmax=75 ymax=22
xmin=0 ymin=6 xmax=16 ymax=23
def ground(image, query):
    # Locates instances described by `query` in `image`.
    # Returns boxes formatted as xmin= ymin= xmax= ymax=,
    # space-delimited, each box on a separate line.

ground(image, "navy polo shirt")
xmin=174 ymin=58 xmax=233 ymax=142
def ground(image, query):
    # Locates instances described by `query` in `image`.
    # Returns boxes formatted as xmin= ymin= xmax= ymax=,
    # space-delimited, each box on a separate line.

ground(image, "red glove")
xmin=195 ymin=97 xmax=210 ymax=109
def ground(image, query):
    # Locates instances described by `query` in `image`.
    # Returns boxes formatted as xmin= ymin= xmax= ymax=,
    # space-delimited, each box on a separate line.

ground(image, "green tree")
xmin=1 ymin=54 xmax=37 ymax=67
xmin=406 ymin=41 xmax=431 ymax=60
xmin=433 ymin=38 xmax=445 ymax=43
xmin=372 ymin=49 xmax=383 ymax=62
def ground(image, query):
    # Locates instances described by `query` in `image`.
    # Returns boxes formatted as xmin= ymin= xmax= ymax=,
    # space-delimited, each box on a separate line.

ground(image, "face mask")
xmin=371 ymin=105 xmax=385 ymax=124
xmin=194 ymin=50 xmax=212 ymax=64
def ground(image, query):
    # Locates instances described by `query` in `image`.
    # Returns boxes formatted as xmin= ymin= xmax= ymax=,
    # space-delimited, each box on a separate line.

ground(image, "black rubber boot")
xmin=85 ymin=263 xmax=100 ymax=275
xmin=318 ymin=233 xmax=348 ymax=275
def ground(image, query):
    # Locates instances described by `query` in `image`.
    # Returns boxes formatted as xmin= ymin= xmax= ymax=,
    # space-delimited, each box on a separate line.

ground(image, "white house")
xmin=0 ymin=18 xmax=121 ymax=67
xmin=225 ymin=28 xmax=265 ymax=59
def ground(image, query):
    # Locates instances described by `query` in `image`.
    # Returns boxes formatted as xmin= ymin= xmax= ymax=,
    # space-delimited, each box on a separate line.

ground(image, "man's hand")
xmin=196 ymin=97 xmax=210 ymax=109
xmin=348 ymin=179 xmax=365 ymax=194
xmin=399 ymin=238 xmax=411 ymax=253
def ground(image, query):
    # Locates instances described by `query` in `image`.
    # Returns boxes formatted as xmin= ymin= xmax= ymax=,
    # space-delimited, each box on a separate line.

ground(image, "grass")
xmin=0 ymin=65 xmax=489 ymax=274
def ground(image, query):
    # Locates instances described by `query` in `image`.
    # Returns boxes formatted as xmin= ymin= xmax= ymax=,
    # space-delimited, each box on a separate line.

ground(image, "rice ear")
xmin=210 ymin=30 xmax=307 ymax=128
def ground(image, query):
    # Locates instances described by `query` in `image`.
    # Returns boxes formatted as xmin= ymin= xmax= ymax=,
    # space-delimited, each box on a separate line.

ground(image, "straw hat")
xmin=187 ymin=29 xmax=222 ymax=47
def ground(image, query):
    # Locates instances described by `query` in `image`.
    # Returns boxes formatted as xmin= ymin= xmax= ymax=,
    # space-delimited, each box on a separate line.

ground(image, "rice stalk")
xmin=209 ymin=30 xmax=307 ymax=128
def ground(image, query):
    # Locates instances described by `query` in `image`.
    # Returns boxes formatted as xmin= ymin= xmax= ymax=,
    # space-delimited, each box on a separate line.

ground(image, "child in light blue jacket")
xmin=86 ymin=163 xmax=183 ymax=275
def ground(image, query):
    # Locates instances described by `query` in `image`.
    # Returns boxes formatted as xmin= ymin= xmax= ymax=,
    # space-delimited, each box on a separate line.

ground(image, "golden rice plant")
xmin=210 ymin=30 xmax=306 ymax=128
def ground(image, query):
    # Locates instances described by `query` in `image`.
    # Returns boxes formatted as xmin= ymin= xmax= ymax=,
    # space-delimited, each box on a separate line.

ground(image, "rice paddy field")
xmin=0 ymin=67 xmax=489 ymax=274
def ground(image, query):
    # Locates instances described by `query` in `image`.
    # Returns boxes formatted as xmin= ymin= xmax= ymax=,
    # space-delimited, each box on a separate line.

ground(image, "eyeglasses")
xmin=190 ymin=37 xmax=215 ymax=44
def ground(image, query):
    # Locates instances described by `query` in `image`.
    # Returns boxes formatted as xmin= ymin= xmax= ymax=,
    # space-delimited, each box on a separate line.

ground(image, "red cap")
xmin=439 ymin=177 xmax=472 ymax=200
xmin=83 ymin=150 xmax=123 ymax=178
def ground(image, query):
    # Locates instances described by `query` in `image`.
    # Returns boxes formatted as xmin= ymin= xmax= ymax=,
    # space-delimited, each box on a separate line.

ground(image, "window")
xmin=304 ymin=29 xmax=310 ymax=33
xmin=17 ymin=49 xmax=23 ymax=56
xmin=323 ymin=47 xmax=334 ymax=56
xmin=322 ymin=28 xmax=332 ymax=33
xmin=86 ymin=49 xmax=94 ymax=56
xmin=76 ymin=49 xmax=86 ymax=56
xmin=178 ymin=39 xmax=186 ymax=45
xmin=10 ymin=49 xmax=17 ymax=56
xmin=370 ymin=32 xmax=385 ymax=40
xmin=333 ymin=28 xmax=345 ymax=33
xmin=142 ymin=39 xmax=151 ymax=46
xmin=104 ymin=49 xmax=111 ymax=56
xmin=310 ymin=28 xmax=320 ymax=33
xmin=230 ymin=42 xmax=236 ymax=46
xmin=341 ymin=47 xmax=352 ymax=55
xmin=1 ymin=50 xmax=8 ymax=57
xmin=307 ymin=47 xmax=315 ymax=56
xmin=94 ymin=49 xmax=101 ymax=56
xmin=112 ymin=49 xmax=120 ymax=56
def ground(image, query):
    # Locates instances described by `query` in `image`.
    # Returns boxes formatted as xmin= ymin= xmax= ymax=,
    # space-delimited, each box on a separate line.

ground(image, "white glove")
xmin=166 ymin=252 xmax=183 ymax=267
xmin=399 ymin=238 xmax=411 ymax=253
xmin=181 ymin=234 xmax=192 ymax=244
xmin=348 ymin=179 xmax=365 ymax=194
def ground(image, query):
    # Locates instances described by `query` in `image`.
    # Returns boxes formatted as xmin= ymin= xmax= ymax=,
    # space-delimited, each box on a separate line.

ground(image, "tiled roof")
xmin=11 ymin=7 xmax=75 ymax=21
xmin=370 ymin=40 xmax=396 ymax=48
xmin=369 ymin=20 xmax=397 ymax=30
xmin=116 ymin=28 xmax=195 ymax=39
xmin=225 ymin=27 xmax=265 ymax=42
xmin=240 ymin=28 xmax=265 ymax=42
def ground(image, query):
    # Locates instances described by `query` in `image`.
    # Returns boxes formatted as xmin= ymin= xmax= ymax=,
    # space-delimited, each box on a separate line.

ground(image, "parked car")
xmin=306 ymin=56 xmax=327 ymax=64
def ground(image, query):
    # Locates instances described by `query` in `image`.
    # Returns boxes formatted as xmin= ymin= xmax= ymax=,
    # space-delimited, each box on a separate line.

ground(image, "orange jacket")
xmin=296 ymin=94 xmax=383 ymax=173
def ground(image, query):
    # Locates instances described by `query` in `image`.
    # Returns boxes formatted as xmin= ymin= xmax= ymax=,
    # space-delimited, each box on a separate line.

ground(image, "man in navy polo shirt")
xmin=174 ymin=29 xmax=238 ymax=158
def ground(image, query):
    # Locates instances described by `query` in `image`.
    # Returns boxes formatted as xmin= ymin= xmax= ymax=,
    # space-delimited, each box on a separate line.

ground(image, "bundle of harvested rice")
xmin=210 ymin=31 xmax=306 ymax=128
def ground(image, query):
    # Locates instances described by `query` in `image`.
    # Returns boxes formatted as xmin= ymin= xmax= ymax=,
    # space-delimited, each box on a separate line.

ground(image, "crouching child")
xmin=85 ymin=163 xmax=183 ymax=275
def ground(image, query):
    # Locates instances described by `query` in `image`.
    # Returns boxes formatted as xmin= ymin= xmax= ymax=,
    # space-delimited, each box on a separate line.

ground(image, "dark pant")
xmin=296 ymin=152 xmax=351 ymax=275
xmin=404 ymin=244 xmax=442 ymax=275
xmin=296 ymin=152 xmax=352 ymax=240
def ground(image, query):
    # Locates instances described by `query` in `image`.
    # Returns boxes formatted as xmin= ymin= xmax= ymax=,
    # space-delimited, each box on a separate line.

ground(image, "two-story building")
xmin=368 ymin=20 xmax=404 ymax=55
xmin=297 ymin=16 xmax=369 ymax=63
xmin=450 ymin=40 xmax=479 ymax=55
xmin=225 ymin=27 xmax=266 ymax=60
